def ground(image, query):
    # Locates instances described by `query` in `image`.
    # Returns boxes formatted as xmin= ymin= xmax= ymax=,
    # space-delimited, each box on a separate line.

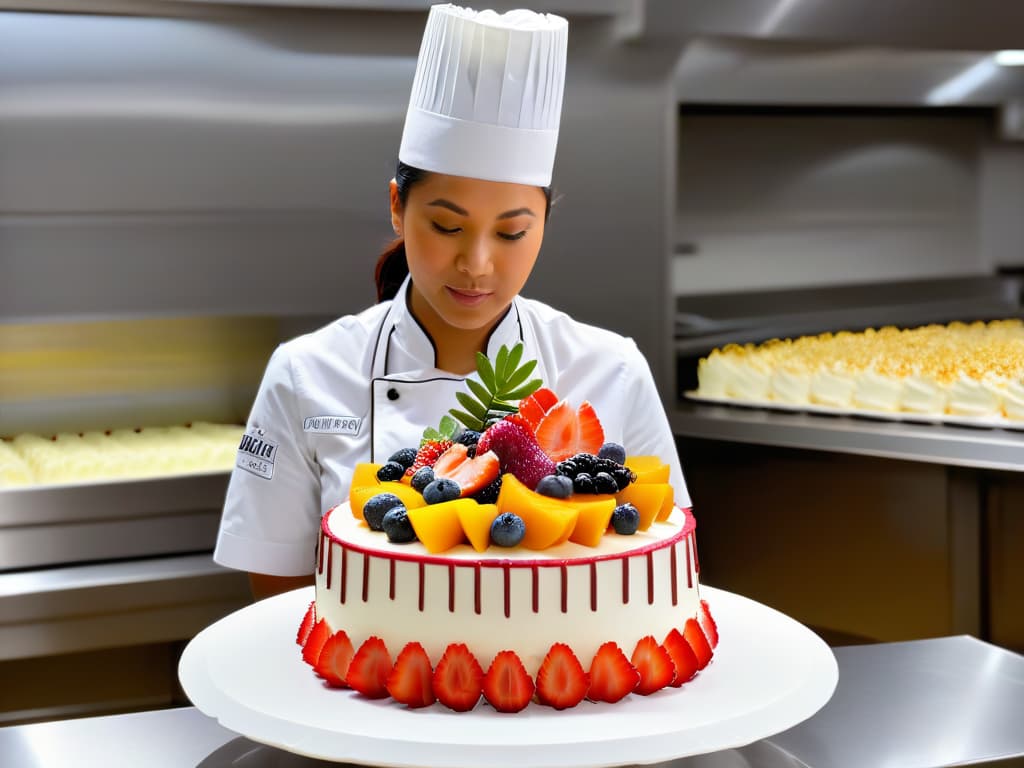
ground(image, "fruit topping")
xmin=536 ymin=643 xmax=589 ymax=710
xmin=610 ymin=503 xmax=640 ymax=535
xmin=346 ymin=636 xmax=393 ymax=699
xmin=430 ymin=443 xmax=501 ymax=496
xmin=382 ymin=506 xmax=416 ymax=543
xmin=663 ymin=628 xmax=698 ymax=686
xmin=387 ymin=448 xmax=419 ymax=471
xmin=476 ymin=420 xmax=556 ymax=490
xmin=482 ymin=650 xmax=535 ymax=713
xmin=454 ymin=502 xmax=499 ymax=552
xmin=407 ymin=498 xmax=472 ymax=553
xmin=566 ymin=497 xmax=617 ymax=548
xmin=471 ymin=475 xmax=502 ymax=504
xmin=410 ymin=466 xmax=435 ymax=492
xmin=489 ymin=512 xmax=526 ymax=547
xmin=350 ymin=482 xmax=426 ymax=520
xmin=302 ymin=618 xmax=332 ymax=667
xmin=455 ymin=429 xmax=482 ymax=448
xmin=350 ymin=463 xmax=383 ymax=490
xmin=630 ymin=636 xmax=675 ymax=695
xmin=556 ymin=454 xmax=634 ymax=491
xmin=495 ymin=474 xmax=579 ymax=550
xmin=684 ymin=618 xmax=714 ymax=669
xmin=386 ymin=642 xmax=436 ymax=708
xmin=535 ymin=474 xmax=573 ymax=499
xmin=423 ymin=477 xmax=461 ymax=505
xmin=699 ymin=600 xmax=719 ymax=648
xmin=587 ymin=641 xmax=640 ymax=704
xmin=598 ymin=441 xmax=626 ymax=465
xmin=296 ymin=601 xmax=316 ymax=646
xmin=404 ymin=439 xmax=454 ymax=477
xmin=624 ymin=455 xmax=671 ymax=484
xmin=615 ymin=483 xmax=670 ymax=531
xmin=593 ymin=472 xmax=618 ymax=494
xmin=376 ymin=461 xmax=406 ymax=482
xmin=314 ymin=630 xmax=355 ymax=688
xmin=573 ymin=473 xmax=595 ymax=493
xmin=432 ymin=643 xmax=484 ymax=712
xmin=535 ymin=399 xmax=605 ymax=463
xmin=362 ymin=493 xmax=404 ymax=531
xmin=517 ymin=386 xmax=559 ymax=431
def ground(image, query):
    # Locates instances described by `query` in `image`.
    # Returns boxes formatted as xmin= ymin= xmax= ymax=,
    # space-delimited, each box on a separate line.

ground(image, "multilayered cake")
xmin=696 ymin=319 xmax=1024 ymax=420
xmin=296 ymin=344 xmax=716 ymax=713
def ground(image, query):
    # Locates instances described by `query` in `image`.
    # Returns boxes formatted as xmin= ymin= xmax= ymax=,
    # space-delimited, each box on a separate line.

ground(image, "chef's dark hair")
xmin=374 ymin=161 xmax=553 ymax=302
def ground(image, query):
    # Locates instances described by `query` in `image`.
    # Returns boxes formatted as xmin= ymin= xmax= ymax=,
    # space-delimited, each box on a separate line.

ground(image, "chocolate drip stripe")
xmin=646 ymin=551 xmax=654 ymax=605
xmin=340 ymin=547 xmax=348 ymax=604
xmin=590 ymin=562 xmax=597 ymax=612
xmin=389 ymin=558 xmax=396 ymax=601
xmin=326 ymin=544 xmax=333 ymax=590
xmin=622 ymin=557 xmax=630 ymax=605
xmin=362 ymin=553 xmax=370 ymax=603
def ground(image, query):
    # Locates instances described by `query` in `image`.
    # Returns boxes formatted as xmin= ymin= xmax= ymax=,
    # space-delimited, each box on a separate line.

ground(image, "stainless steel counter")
xmin=2 ymin=636 xmax=1022 ymax=768
xmin=671 ymin=402 xmax=1024 ymax=472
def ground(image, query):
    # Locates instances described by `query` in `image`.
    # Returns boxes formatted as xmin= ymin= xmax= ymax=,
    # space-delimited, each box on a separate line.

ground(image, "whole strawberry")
xmin=476 ymin=420 xmax=556 ymax=490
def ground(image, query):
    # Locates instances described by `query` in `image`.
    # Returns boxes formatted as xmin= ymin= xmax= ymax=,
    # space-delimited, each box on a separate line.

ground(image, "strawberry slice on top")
xmin=430 ymin=443 xmax=500 ymax=497
xmin=517 ymin=387 xmax=559 ymax=431
xmin=535 ymin=399 xmax=605 ymax=463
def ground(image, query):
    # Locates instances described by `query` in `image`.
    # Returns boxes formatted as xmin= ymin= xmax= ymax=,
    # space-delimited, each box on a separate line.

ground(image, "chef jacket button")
xmin=387 ymin=388 xmax=400 ymax=401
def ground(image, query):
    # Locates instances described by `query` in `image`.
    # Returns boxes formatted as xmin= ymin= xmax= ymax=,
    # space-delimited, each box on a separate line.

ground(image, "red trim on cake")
xmin=321 ymin=505 xmax=695 ymax=568
xmin=590 ymin=562 xmax=597 ymax=612
xmin=418 ymin=562 xmax=425 ymax=612
xmin=389 ymin=559 xmax=396 ymax=600
xmin=670 ymin=544 xmax=678 ymax=606
xmin=622 ymin=558 xmax=630 ymax=604
xmin=448 ymin=565 xmax=456 ymax=612
xmin=361 ymin=554 xmax=370 ymax=602
xmin=560 ymin=565 xmax=568 ymax=613
xmin=340 ymin=547 xmax=348 ymax=604
xmin=685 ymin=537 xmax=693 ymax=589
xmin=646 ymin=551 xmax=654 ymax=604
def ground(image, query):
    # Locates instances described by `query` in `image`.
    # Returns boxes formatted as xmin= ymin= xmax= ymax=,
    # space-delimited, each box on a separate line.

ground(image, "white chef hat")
xmin=398 ymin=4 xmax=568 ymax=187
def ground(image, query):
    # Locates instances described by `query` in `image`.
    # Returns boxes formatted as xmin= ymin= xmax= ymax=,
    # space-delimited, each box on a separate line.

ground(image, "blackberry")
xmin=555 ymin=459 xmax=578 ymax=478
xmin=611 ymin=503 xmax=640 ymax=535
xmin=472 ymin=475 xmax=502 ymax=504
xmin=387 ymin=448 xmax=418 ymax=471
xmin=382 ymin=506 xmax=416 ymax=543
xmin=410 ymin=466 xmax=435 ymax=493
xmin=572 ymin=453 xmax=599 ymax=474
xmin=612 ymin=466 xmax=635 ymax=491
xmin=376 ymin=461 xmax=406 ymax=482
xmin=536 ymin=474 xmax=573 ymax=499
xmin=573 ymin=473 xmax=595 ymax=494
xmin=466 ymin=445 xmax=476 ymax=459
xmin=455 ymin=430 xmax=482 ymax=448
xmin=593 ymin=471 xmax=618 ymax=494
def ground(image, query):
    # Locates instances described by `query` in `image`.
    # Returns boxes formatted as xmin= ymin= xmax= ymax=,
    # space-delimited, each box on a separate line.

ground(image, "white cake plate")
xmin=179 ymin=586 xmax=837 ymax=768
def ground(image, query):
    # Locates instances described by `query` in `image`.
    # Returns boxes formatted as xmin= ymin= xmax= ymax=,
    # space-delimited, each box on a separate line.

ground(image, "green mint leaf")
xmin=504 ymin=378 xmax=544 ymax=401
xmin=450 ymin=408 xmax=482 ymax=431
xmin=500 ymin=358 xmax=538 ymax=393
xmin=475 ymin=352 xmax=497 ymax=392
xmin=456 ymin=391 xmax=488 ymax=421
xmin=495 ymin=345 xmax=510 ymax=381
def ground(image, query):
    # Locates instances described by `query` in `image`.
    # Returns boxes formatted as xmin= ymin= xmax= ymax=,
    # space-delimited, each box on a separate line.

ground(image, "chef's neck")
xmin=407 ymin=286 xmax=502 ymax=376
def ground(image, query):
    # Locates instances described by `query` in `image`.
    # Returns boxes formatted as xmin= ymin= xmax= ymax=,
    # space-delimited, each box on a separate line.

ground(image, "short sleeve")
xmin=620 ymin=342 xmax=692 ymax=509
xmin=213 ymin=346 xmax=321 ymax=576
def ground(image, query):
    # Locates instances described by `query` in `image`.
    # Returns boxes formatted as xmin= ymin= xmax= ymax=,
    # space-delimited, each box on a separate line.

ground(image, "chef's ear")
xmin=389 ymin=179 xmax=402 ymax=236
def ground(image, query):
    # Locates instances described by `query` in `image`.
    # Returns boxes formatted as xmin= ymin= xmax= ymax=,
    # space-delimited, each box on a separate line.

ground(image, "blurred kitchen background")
xmin=2 ymin=0 xmax=1023 ymax=725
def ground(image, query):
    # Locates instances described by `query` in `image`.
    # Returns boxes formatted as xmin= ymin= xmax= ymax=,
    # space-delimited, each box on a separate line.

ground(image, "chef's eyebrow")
xmin=427 ymin=198 xmax=536 ymax=220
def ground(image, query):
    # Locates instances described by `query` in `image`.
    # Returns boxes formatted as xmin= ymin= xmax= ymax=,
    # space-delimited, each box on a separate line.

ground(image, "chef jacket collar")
xmin=383 ymin=274 xmax=525 ymax=375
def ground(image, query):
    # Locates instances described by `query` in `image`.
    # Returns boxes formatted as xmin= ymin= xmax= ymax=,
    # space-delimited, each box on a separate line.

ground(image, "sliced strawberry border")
xmin=299 ymin=601 xmax=718 ymax=712
xmin=322 ymin=505 xmax=696 ymax=568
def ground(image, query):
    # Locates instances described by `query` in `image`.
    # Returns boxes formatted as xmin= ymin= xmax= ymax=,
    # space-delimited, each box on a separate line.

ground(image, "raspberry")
xmin=404 ymin=440 xmax=453 ymax=477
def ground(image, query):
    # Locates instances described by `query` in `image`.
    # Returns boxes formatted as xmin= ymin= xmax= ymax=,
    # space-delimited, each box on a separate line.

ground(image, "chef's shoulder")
xmin=258 ymin=302 xmax=390 ymax=392
xmin=518 ymin=296 xmax=648 ymax=373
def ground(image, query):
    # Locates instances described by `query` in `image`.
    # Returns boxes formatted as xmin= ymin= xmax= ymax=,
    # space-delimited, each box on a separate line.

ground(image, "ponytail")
xmin=374 ymin=238 xmax=409 ymax=303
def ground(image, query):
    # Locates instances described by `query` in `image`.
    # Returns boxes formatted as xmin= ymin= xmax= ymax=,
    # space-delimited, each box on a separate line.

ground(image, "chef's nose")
xmin=456 ymin=237 xmax=493 ymax=278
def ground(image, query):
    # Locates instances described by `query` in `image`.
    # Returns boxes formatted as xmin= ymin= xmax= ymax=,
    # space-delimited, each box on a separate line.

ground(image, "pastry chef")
xmin=214 ymin=3 xmax=690 ymax=598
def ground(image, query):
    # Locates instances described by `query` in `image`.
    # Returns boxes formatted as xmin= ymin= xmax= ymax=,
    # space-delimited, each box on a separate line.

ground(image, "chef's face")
xmin=391 ymin=172 xmax=546 ymax=334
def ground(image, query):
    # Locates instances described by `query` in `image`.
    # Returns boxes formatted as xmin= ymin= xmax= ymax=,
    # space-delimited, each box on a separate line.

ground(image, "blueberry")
xmin=597 ymin=442 xmax=626 ymax=465
xmin=376 ymin=461 xmax=405 ymax=481
xmin=490 ymin=512 xmax=526 ymax=547
xmin=611 ymin=503 xmax=640 ymax=535
xmin=410 ymin=466 xmax=435 ymax=493
xmin=594 ymin=471 xmax=619 ymax=495
xmin=472 ymin=476 xmax=502 ymax=504
xmin=363 ymin=493 xmax=404 ymax=531
xmin=536 ymin=474 xmax=573 ymax=499
xmin=573 ymin=472 xmax=595 ymax=494
xmin=387 ymin=448 xmax=419 ymax=470
xmin=423 ymin=478 xmax=461 ymax=504
xmin=456 ymin=430 xmax=481 ymax=448
xmin=382 ymin=505 xmax=416 ymax=543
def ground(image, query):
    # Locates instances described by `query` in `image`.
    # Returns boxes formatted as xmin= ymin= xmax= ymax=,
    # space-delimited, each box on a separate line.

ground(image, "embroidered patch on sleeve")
xmin=236 ymin=426 xmax=278 ymax=480
xmin=302 ymin=415 xmax=362 ymax=435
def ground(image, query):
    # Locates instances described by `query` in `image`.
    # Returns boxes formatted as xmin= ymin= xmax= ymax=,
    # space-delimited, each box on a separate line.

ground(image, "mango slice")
xmin=407 ymin=499 xmax=471 ymax=553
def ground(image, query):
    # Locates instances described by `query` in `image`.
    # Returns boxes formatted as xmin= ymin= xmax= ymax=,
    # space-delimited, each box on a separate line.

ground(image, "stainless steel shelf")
xmin=671 ymin=402 xmax=1024 ymax=471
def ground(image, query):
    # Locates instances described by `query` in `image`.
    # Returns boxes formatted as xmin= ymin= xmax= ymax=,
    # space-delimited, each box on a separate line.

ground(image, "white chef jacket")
xmin=214 ymin=275 xmax=690 ymax=577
